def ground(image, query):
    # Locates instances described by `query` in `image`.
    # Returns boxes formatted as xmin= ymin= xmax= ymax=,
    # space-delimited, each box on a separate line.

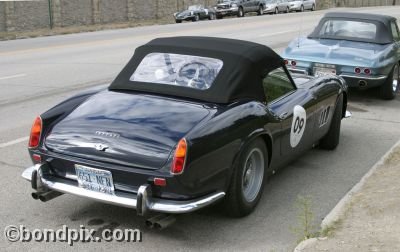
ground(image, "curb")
xmin=293 ymin=138 xmax=400 ymax=252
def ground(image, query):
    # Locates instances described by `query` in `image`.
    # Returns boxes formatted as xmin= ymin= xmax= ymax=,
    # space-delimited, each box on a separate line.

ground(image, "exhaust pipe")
xmin=31 ymin=192 xmax=41 ymax=200
xmin=145 ymin=214 xmax=176 ymax=230
xmin=153 ymin=215 xmax=176 ymax=230
xmin=38 ymin=191 xmax=63 ymax=202
xmin=358 ymin=80 xmax=368 ymax=88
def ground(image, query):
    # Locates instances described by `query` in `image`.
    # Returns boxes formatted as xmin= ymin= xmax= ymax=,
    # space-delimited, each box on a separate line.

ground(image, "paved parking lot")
xmin=1 ymin=6 xmax=400 ymax=251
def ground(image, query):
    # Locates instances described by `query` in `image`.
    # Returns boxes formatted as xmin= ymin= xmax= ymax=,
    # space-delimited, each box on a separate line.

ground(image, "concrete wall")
xmin=0 ymin=2 xmax=5 ymax=32
xmin=61 ymin=0 xmax=92 ymax=27
xmin=129 ymin=0 xmax=157 ymax=20
xmin=1 ymin=1 xmax=50 ymax=32
xmin=0 ymin=0 xmax=399 ymax=33
xmin=100 ymin=0 xmax=128 ymax=23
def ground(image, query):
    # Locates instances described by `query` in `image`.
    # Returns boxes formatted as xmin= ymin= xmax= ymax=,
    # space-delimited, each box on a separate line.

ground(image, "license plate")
xmin=314 ymin=67 xmax=336 ymax=77
xmin=75 ymin=165 xmax=115 ymax=195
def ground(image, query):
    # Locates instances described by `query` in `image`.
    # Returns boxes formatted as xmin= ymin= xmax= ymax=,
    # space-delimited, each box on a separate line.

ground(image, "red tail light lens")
xmin=284 ymin=59 xmax=289 ymax=65
xmin=364 ymin=68 xmax=371 ymax=75
xmin=153 ymin=178 xmax=167 ymax=187
xmin=355 ymin=67 xmax=361 ymax=74
xmin=171 ymin=138 xmax=187 ymax=175
xmin=291 ymin=60 xmax=297 ymax=66
xmin=29 ymin=116 xmax=42 ymax=148
xmin=32 ymin=154 xmax=42 ymax=163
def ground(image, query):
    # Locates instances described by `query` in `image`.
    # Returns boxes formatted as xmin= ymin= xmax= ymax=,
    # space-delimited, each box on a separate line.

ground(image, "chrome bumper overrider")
xmin=22 ymin=164 xmax=225 ymax=216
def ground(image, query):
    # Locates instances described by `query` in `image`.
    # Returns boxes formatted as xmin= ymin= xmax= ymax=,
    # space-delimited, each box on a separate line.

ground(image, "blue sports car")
xmin=283 ymin=12 xmax=400 ymax=100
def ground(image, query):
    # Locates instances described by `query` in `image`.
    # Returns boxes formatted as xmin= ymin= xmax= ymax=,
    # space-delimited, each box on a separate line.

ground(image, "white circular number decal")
xmin=290 ymin=105 xmax=307 ymax=148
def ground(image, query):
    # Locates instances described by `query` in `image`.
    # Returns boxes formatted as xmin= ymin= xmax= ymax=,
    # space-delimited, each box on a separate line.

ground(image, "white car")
xmin=289 ymin=0 xmax=316 ymax=12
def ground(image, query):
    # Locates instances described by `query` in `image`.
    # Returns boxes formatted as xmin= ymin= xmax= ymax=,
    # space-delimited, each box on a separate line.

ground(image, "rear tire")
xmin=257 ymin=5 xmax=264 ymax=15
xmin=320 ymin=95 xmax=343 ymax=150
xmin=237 ymin=7 xmax=244 ymax=17
xmin=208 ymin=13 xmax=216 ymax=20
xmin=379 ymin=63 xmax=399 ymax=100
xmin=192 ymin=14 xmax=199 ymax=22
xmin=224 ymin=138 xmax=268 ymax=217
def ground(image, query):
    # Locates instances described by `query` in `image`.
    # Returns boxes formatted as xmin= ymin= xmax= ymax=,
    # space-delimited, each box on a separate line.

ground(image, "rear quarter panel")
xmin=178 ymin=101 xmax=280 ymax=195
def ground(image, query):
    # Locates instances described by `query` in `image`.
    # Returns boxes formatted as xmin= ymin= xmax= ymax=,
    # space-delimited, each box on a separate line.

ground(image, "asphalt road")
xmin=1 ymin=6 xmax=400 ymax=251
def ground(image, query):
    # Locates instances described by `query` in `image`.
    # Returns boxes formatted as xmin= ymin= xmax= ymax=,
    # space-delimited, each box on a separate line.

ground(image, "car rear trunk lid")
xmin=44 ymin=91 xmax=210 ymax=170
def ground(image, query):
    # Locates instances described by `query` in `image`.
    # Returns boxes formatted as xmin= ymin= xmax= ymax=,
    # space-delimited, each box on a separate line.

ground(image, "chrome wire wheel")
xmin=242 ymin=148 xmax=264 ymax=203
xmin=393 ymin=64 xmax=399 ymax=93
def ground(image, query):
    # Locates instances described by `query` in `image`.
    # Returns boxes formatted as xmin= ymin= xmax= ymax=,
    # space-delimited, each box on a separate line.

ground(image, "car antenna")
xmin=297 ymin=14 xmax=304 ymax=48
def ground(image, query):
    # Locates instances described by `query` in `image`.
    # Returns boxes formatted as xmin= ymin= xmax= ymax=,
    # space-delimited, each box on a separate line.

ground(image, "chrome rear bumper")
xmin=22 ymin=164 xmax=225 ymax=216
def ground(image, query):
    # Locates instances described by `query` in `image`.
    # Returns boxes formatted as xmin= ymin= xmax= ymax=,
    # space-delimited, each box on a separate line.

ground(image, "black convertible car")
xmin=173 ymin=5 xmax=216 ymax=23
xmin=23 ymin=37 xmax=348 ymax=222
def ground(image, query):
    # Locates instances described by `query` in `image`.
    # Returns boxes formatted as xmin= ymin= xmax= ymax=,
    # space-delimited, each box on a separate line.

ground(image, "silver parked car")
xmin=276 ymin=0 xmax=291 ymax=13
xmin=289 ymin=0 xmax=316 ymax=12
xmin=262 ymin=0 xmax=279 ymax=14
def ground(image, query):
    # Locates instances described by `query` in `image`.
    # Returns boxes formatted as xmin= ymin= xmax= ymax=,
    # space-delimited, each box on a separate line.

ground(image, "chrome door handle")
xmin=279 ymin=112 xmax=288 ymax=120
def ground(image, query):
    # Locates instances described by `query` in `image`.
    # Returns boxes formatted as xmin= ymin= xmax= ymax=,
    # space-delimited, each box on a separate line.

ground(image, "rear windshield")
xmin=130 ymin=53 xmax=223 ymax=90
xmin=317 ymin=19 xmax=377 ymax=40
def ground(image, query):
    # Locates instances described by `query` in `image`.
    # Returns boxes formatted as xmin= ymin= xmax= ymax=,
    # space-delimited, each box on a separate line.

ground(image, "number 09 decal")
xmin=290 ymin=105 xmax=307 ymax=148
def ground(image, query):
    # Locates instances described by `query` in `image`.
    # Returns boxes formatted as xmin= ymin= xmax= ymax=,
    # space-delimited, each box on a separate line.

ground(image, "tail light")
xmin=153 ymin=178 xmax=167 ymax=187
xmin=364 ymin=68 xmax=371 ymax=75
xmin=32 ymin=154 xmax=42 ymax=163
xmin=29 ymin=116 xmax=42 ymax=148
xmin=354 ymin=67 xmax=361 ymax=74
xmin=291 ymin=60 xmax=297 ymax=66
xmin=171 ymin=138 xmax=187 ymax=175
xmin=284 ymin=59 xmax=289 ymax=65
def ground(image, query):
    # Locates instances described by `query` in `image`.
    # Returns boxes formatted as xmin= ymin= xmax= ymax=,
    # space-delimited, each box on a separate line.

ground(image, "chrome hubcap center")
xmin=241 ymin=148 xmax=265 ymax=202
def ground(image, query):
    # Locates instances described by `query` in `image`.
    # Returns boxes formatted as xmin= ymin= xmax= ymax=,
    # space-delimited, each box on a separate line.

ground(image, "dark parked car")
xmin=215 ymin=0 xmax=265 ymax=18
xmin=23 ymin=37 xmax=348 ymax=223
xmin=283 ymin=12 xmax=400 ymax=99
xmin=174 ymin=5 xmax=216 ymax=23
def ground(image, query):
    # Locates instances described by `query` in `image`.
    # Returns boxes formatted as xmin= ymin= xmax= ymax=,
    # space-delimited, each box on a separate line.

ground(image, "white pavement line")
xmin=0 ymin=74 xmax=26 ymax=81
xmin=0 ymin=136 xmax=29 ymax=149
xmin=259 ymin=30 xmax=297 ymax=37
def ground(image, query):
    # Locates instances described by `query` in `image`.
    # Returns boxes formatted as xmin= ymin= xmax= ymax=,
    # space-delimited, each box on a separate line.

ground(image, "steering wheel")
xmin=176 ymin=62 xmax=212 ymax=90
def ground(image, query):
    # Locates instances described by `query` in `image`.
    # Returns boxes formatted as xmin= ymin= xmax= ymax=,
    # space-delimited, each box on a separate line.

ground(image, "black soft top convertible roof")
xmin=109 ymin=36 xmax=283 ymax=103
xmin=308 ymin=12 xmax=396 ymax=44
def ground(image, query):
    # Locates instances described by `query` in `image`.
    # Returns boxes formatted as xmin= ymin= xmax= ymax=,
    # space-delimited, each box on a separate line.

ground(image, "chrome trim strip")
xmin=288 ymin=68 xmax=308 ymax=75
xmin=149 ymin=192 xmax=225 ymax=214
xmin=22 ymin=165 xmax=225 ymax=214
xmin=339 ymin=74 xmax=386 ymax=81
